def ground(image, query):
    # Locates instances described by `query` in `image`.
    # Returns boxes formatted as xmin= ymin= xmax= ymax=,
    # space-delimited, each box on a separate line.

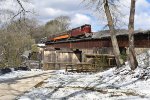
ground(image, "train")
xmin=48 ymin=24 xmax=92 ymax=42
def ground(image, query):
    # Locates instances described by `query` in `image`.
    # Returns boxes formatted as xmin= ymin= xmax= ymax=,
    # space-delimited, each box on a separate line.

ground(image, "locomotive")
xmin=48 ymin=24 xmax=92 ymax=42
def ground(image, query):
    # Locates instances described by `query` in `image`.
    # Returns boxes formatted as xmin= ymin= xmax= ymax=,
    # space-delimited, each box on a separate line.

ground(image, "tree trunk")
xmin=128 ymin=0 xmax=138 ymax=70
xmin=103 ymin=0 xmax=122 ymax=67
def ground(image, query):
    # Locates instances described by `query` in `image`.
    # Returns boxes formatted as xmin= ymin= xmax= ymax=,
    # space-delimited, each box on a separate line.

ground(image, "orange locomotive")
xmin=48 ymin=24 xmax=91 ymax=42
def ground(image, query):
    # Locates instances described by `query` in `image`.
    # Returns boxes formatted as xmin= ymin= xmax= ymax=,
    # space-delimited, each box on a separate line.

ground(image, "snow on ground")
xmin=18 ymin=67 xmax=150 ymax=100
xmin=16 ymin=50 xmax=150 ymax=99
xmin=0 ymin=69 xmax=47 ymax=82
xmin=18 ymin=50 xmax=150 ymax=100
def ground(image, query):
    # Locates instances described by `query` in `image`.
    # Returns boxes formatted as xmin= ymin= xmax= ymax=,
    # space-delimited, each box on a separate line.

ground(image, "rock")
xmin=0 ymin=68 xmax=12 ymax=74
xmin=14 ymin=66 xmax=31 ymax=71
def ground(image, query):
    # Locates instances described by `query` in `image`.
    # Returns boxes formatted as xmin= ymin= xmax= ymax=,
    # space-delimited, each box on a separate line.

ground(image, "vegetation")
xmin=45 ymin=16 xmax=71 ymax=37
xmin=93 ymin=56 xmax=108 ymax=71
xmin=0 ymin=20 xmax=35 ymax=68
xmin=0 ymin=14 xmax=71 ymax=68
xmin=120 ymin=50 xmax=127 ymax=63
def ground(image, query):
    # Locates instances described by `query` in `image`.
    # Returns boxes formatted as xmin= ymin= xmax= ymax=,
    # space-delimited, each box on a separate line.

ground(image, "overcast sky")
xmin=29 ymin=0 xmax=100 ymax=31
xmin=1 ymin=0 xmax=150 ymax=31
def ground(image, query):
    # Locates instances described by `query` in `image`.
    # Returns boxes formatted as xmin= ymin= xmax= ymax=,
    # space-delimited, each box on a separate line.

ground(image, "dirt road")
xmin=0 ymin=71 xmax=52 ymax=100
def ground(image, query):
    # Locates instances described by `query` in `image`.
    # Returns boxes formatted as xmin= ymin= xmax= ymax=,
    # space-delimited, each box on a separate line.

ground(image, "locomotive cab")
xmin=81 ymin=24 xmax=91 ymax=33
xmin=71 ymin=24 xmax=92 ymax=38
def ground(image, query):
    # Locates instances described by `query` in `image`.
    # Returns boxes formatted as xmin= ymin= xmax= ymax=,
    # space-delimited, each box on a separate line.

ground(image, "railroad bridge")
xmin=41 ymin=29 xmax=150 ymax=71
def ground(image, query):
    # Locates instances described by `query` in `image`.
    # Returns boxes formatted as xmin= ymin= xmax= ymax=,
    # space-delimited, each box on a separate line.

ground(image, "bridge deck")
xmin=46 ymin=33 xmax=150 ymax=49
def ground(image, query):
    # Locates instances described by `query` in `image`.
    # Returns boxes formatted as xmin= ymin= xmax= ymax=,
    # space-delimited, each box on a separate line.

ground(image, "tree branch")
xmin=16 ymin=0 xmax=25 ymax=11
xmin=10 ymin=0 xmax=32 ymax=21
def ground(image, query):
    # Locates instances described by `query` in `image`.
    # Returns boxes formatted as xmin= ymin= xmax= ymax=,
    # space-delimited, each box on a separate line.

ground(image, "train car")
xmin=47 ymin=24 xmax=92 ymax=42
xmin=53 ymin=34 xmax=69 ymax=41
xmin=71 ymin=24 xmax=91 ymax=37
xmin=53 ymin=31 xmax=70 ymax=41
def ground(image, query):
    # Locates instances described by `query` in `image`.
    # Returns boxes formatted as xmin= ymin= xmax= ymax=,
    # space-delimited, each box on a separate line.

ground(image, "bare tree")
xmin=0 ymin=0 xmax=35 ymax=68
xmin=0 ymin=0 xmax=32 ymax=21
xmin=55 ymin=16 xmax=71 ymax=31
xmin=128 ymin=0 xmax=138 ymax=70
xmin=82 ymin=0 xmax=123 ymax=67
xmin=45 ymin=15 xmax=71 ymax=37
xmin=0 ymin=19 xmax=35 ymax=68
xmin=13 ymin=0 xmax=31 ymax=19
xmin=45 ymin=20 xmax=61 ymax=36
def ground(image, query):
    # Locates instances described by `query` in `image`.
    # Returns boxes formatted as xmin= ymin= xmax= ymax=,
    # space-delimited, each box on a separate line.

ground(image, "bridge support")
xmin=42 ymin=48 xmax=82 ymax=70
xmin=42 ymin=47 xmax=117 ymax=70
